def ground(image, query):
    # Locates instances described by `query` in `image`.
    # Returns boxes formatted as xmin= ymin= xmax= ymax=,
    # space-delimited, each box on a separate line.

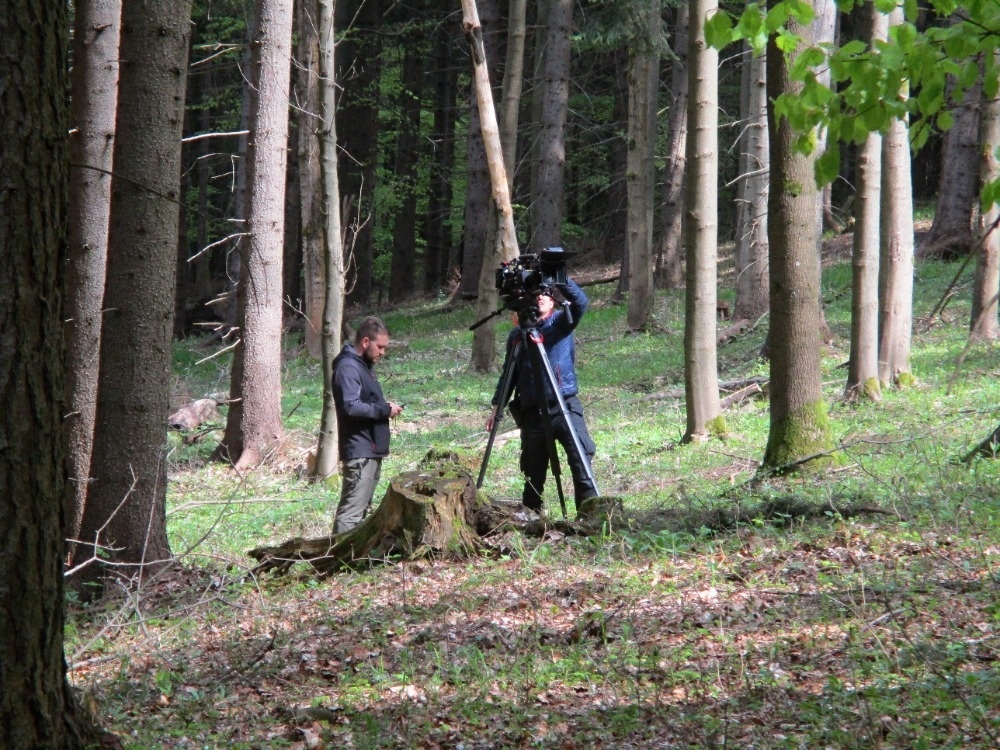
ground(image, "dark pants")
xmin=517 ymin=395 xmax=597 ymax=512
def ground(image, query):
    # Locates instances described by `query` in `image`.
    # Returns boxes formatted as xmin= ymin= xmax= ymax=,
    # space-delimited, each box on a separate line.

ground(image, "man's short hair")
xmin=355 ymin=316 xmax=389 ymax=343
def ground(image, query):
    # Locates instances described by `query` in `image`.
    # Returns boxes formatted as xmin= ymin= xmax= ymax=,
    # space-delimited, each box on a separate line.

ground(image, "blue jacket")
xmin=492 ymin=278 xmax=588 ymax=409
xmin=332 ymin=344 xmax=392 ymax=460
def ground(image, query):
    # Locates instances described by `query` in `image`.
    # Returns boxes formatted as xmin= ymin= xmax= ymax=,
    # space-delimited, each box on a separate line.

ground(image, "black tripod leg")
xmin=528 ymin=332 xmax=600 ymax=500
xmin=476 ymin=337 xmax=521 ymax=489
xmin=525 ymin=334 xmax=569 ymax=518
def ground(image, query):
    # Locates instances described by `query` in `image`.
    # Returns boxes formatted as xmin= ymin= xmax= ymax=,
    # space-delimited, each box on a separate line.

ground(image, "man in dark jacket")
xmin=486 ymin=277 xmax=597 ymax=514
xmin=332 ymin=316 xmax=403 ymax=533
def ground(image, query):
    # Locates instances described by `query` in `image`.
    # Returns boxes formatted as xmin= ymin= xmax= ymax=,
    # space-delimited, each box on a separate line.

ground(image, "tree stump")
xmin=248 ymin=451 xmax=484 ymax=576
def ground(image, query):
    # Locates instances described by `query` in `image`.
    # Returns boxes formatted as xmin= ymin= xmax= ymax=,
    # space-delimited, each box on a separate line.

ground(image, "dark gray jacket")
xmin=332 ymin=344 xmax=391 ymax=460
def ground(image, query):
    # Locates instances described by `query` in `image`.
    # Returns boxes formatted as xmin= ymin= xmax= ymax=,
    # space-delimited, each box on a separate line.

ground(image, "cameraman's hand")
xmin=485 ymin=406 xmax=500 ymax=432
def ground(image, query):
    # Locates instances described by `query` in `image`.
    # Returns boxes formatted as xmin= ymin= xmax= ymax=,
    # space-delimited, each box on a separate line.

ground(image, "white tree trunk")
xmin=682 ymin=0 xmax=723 ymax=441
xmin=314 ymin=0 xmax=346 ymax=479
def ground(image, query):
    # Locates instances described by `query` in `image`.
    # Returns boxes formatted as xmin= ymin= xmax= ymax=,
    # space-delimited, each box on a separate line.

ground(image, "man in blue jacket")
xmin=332 ymin=316 xmax=403 ymax=533
xmin=486 ymin=277 xmax=597 ymax=514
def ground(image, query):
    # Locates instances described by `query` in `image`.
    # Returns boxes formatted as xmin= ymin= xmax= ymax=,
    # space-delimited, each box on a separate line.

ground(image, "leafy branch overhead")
xmin=706 ymin=0 xmax=1000 ymax=203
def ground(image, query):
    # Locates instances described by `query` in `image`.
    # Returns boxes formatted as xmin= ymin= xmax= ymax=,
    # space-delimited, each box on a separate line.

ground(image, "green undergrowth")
xmin=69 ymin=255 xmax=1000 ymax=748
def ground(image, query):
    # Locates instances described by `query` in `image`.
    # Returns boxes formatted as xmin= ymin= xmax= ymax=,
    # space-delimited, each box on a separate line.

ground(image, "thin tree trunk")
xmin=298 ymin=0 xmax=324 ymax=359
xmin=532 ymin=0 xmax=572 ymax=248
xmin=337 ymin=0 xmax=381 ymax=306
xmin=845 ymin=3 xmax=886 ymax=401
xmin=762 ymin=4 xmax=834 ymax=470
xmin=625 ymin=1 xmax=660 ymax=332
xmin=877 ymin=6 xmax=915 ymax=387
xmin=218 ymin=0 xmax=294 ymax=469
xmin=471 ymin=0 xmax=527 ymax=373
xmin=389 ymin=45 xmax=423 ymax=301
xmin=970 ymin=51 xmax=1000 ymax=342
xmin=655 ymin=3 xmax=688 ymax=290
xmin=733 ymin=43 xmax=768 ymax=323
xmin=682 ymin=0 xmax=723 ymax=441
xmin=424 ymin=11 xmax=458 ymax=294
xmin=65 ymin=0 xmax=121 ymax=555
xmin=314 ymin=0 xmax=346 ymax=480
xmin=458 ymin=0 xmax=501 ymax=299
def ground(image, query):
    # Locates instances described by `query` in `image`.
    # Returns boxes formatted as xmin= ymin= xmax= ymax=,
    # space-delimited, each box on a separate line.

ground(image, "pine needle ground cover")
xmin=68 ymin=257 xmax=1000 ymax=748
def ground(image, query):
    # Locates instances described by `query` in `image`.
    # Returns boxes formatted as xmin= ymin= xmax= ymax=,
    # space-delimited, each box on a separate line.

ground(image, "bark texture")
xmin=313 ymin=0 xmax=347 ymax=480
xmin=65 ymin=0 xmax=122 ymax=552
xmin=682 ymin=0 xmax=723 ymax=442
xmin=78 ymin=0 xmax=191 ymax=576
xmin=219 ymin=0 xmax=295 ymax=469
xmin=655 ymin=4 xmax=689 ymax=290
xmin=762 ymin=8 xmax=834 ymax=469
xmin=970 ymin=51 xmax=1000 ymax=342
xmin=845 ymin=4 xmax=886 ymax=402
xmin=877 ymin=8 xmax=914 ymax=386
xmin=920 ymin=56 xmax=983 ymax=259
xmin=0 ymin=0 xmax=100 ymax=744
xmin=532 ymin=0 xmax=573 ymax=249
xmin=733 ymin=43 xmax=769 ymax=323
xmin=625 ymin=1 xmax=660 ymax=332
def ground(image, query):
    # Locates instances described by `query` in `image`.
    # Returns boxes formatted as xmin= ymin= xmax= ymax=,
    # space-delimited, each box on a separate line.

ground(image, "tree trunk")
xmin=920 ymin=49 xmax=982 ymax=259
xmin=313 ymin=0 xmax=347 ymax=481
xmin=970 ymin=51 xmax=1000 ymax=342
xmin=762 ymin=5 xmax=834 ymax=470
xmin=625 ymin=1 xmax=660 ymax=332
xmin=218 ymin=0 xmax=294 ymax=469
xmin=337 ymin=0 xmax=381 ymax=306
xmin=76 ymin=0 xmax=191 ymax=580
xmin=297 ymin=0 xmax=324 ymax=359
xmin=471 ymin=0 xmax=527 ymax=373
xmin=609 ymin=48 xmax=629 ymax=271
xmin=682 ymin=0 xmax=724 ymax=442
xmin=532 ymin=0 xmax=572 ymax=249
xmin=458 ymin=0 xmax=501 ymax=299
xmin=845 ymin=3 xmax=885 ymax=402
xmin=877 ymin=9 xmax=915 ymax=387
xmin=388 ymin=44 xmax=424 ymax=301
xmin=65 ymin=0 xmax=121 ymax=555
xmin=655 ymin=3 xmax=689 ymax=290
xmin=0 ymin=1 xmax=102 ymax=744
xmin=733 ymin=42 xmax=768 ymax=323
xmin=424 ymin=12 xmax=458 ymax=294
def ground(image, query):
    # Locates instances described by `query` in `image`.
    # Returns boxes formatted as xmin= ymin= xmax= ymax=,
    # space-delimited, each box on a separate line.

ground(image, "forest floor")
xmin=68 ymin=231 xmax=1000 ymax=749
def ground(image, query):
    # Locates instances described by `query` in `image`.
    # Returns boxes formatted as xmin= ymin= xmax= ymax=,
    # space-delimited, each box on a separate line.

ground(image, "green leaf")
xmin=936 ymin=109 xmax=954 ymax=131
xmin=705 ymin=11 xmax=734 ymax=50
xmin=775 ymin=30 xmax=799 ymax=53
xmin=815 ymin=146 xmax=840 ymax=187
xmin=765 ymin=4 xmax=790 ymax=32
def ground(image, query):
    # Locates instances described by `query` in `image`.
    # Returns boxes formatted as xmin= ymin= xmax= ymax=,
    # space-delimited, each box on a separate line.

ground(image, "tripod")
xmin=475 ymin=307 xmax=599 ymax=518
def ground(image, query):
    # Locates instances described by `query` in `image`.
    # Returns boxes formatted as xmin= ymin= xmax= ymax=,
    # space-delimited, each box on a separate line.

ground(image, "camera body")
xmin=495 ymin=247 xmax=569 ymax=313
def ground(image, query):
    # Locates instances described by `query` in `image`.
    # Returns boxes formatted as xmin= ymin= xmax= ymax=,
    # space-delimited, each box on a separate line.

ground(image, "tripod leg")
xmin=527 ymin=332 xmax=600 ymax=501
xmin=477 ymin=337 xmax=521 ymax=489
xmin=525 ymin=335 xmax=569 ymax=518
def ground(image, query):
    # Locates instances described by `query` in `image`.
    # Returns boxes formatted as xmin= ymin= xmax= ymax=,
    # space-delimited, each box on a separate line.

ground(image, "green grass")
xmin=68 ymin=255 xmax=1000 ymax=748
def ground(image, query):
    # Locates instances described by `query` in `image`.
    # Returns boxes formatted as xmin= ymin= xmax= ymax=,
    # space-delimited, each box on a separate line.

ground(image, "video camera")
xmin=495 ymin=247 xmax=569 ymax=313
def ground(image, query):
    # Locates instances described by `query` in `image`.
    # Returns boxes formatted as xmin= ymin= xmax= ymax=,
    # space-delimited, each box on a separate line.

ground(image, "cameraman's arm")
xmin=556 ymin=277 xmax=588 ymax=327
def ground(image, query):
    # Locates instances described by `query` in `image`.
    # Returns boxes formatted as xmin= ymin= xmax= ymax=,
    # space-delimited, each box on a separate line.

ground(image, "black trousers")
xmin=516 ymin=395 xmax=597 ymax=511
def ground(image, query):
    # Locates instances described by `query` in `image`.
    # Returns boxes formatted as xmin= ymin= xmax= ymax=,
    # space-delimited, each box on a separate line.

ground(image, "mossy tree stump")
xmin=248 ymin=451 xmax=624 ymax=577
xmin=249 ymin=451 xmax=484 ymax=576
